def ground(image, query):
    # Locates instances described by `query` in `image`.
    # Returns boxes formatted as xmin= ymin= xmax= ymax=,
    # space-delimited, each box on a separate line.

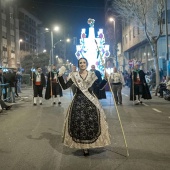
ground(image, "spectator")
xmin=149 ymin=69 xmax=156 ymax=91
xmin=4 ymin=69 xmax=17 ymax=103
xmin=13 ymin=68 xmax=19 ymax=97
xmin=159 ymin=68 xmax=164 ymax=81
xmin=90 ymin=65 xmax=106 ymax=99
xmin=0 ymin=69 xmax=7 ymax=100
xmin=159 ymin=76 xmax=170 ymax=97
xmin=109 ymin=67 xmax=125 ymax=105
xmin=16 ymin=71 xmax=22 ymax=93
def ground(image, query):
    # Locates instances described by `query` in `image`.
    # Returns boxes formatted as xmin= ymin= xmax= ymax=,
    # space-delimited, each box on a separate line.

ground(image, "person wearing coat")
xmin=45 ymin=65 xmax=63 ymax=105
xmin=130 ymin=62 xmax=152 ymax=105
xmin=109 ymin=67 xmax=125 ymax=105
xmin=32 ymin=67 xmax=46 ymax=105
xmin=90 ymin=65 xmax=106 ymax=99
xmin=4 ymin=69 xmax=17 ymax=103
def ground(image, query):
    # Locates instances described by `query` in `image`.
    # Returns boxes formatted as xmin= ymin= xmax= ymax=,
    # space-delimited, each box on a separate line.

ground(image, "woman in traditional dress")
xmin=58 ymin=58 xmax=110 ymax=156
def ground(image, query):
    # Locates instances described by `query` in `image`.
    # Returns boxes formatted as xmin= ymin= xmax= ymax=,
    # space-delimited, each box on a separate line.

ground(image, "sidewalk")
xmin=14 ymin=87 xmax=33 ymax=103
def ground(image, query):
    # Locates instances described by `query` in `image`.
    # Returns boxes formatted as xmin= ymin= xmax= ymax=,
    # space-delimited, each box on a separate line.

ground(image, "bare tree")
xmin=112 ymin=0 xmax=164 ymax=86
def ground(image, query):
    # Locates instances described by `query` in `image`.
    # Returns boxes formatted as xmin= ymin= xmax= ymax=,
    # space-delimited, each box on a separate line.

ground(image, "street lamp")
xmin=109 ymin=17 xmax=118 ymax=68
xmin=42 ymin=49 xmax=46 ymax=53
xmin=19 ymin=39 xmax=23 ymax=70
xmin=66 ymin=38 xmax=70 ymax=42
xmin=53 ymin=39 xmax=62 ymax=48
xmin=45 ymin=26 xmax=60 ymax=66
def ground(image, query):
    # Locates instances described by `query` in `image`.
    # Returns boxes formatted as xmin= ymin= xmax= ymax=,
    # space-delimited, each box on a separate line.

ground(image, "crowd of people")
xmin=121 ymin=67 xmax=170 ymax=101
xmin=0 ymin=68 xmax=22 ymax=113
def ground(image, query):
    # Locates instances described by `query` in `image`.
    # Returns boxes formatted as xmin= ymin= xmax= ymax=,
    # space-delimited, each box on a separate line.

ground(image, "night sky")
xmin=17 ymin=0 xmax=105 ymax=38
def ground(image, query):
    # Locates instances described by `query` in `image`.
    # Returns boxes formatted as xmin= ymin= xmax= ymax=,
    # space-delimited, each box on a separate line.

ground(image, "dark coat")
xmin=150 ymin=71 xmax=156 ymax=86
xmin=0 ymin=74 xmax=7 ymax=98
xmin=130 ymin=70 xmax=152 ymax=100
xmin=92 ymin=70 xmax=106 ymax=99
xmin=45 ymin=71 xmax=63 ymax=99
xmin=0 ymin=74 xmax=7 ymax=84
xmin=4 ymin=72 xmax=16 ymax=87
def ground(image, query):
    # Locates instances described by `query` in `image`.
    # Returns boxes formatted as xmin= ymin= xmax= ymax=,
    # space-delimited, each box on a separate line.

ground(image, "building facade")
xmin=105 ymin=0 xmax=170 ymax=75
xmin=0 ymin=0 xmax=19 ymax=68
xmin=122 ymin=8 xmax=170 ymax=74
xmin=18 ymin=8 xmax=45 ymax=65
xmin=0 ymin=1 xmax=45 ymax=68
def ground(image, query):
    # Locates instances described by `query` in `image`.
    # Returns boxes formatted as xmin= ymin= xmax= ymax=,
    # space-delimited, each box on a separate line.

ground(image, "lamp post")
xmin=64 ymin=39 xmax=70 ymax=61
xmin=109 ymin=17 xmax=118 ymax=68
xmin=45 ymin=26 xmax=59 ymax=66
xmin=53 ymin=38 xmax=72 ymax=64
xmin=19 ymin=39 xmax=23 ymax=71
xmin=53 ymin=39 xmax=62 ymax=48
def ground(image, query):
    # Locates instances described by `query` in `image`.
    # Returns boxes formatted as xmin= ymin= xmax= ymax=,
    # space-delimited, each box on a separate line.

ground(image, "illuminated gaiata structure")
xmin=75 ymin=18 xmax=110 ymax=72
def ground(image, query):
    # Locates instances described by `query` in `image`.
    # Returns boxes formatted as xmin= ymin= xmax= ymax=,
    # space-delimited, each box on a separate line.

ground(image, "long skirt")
xmin=62 ymin=90 xmax=110 ymax=149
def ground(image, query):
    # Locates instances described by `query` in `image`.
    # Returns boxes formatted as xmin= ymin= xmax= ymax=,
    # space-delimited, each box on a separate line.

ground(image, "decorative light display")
xmin=75 ymin=18 xmax=110 ymax=72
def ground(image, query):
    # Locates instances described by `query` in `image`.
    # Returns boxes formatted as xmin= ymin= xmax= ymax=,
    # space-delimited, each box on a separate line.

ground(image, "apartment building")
xmin=0 ymin=0 xmax=19 ymax=68
xmin=0 ymin=1 xmax=45 ymax=68
xmin=105 ymin=0 xmax=170 ymax=74
xmin=18 ymin=8 xmax=45 ymax=61
xmin=121 ymin=1 xmax=170 ymax=73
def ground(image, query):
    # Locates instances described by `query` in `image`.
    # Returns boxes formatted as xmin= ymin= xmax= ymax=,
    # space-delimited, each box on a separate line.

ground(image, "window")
xmin=3 ymin=46 xmax=7 ymax=51
xmin=11 ymin=35 xmax=15 ymax=42
xmin=1 ymin=8 xmax=6 ymax=13
xmin=11 ymin=46 xmax=15 ymax=53
xmin=10 ymin=23 xmax=14 ymax=30
xmin=19 ymin=12 xmax=24 ymax=20
xmin=26 ymin=43 xmax=30 ymax=51
xmin=20 ymin=43 xmax=25 ymax=51
xmin=2 ymin=31 xmax=7 ymax=39
xmin=162 ymin=10 xmax=170 ymax=24
xmin=25 ymin=15 xmax=29 ymax=23
xmin=10 ymin=13 xmax=13 ymax=19
xmin=11 ymin=46 xmax=15 ymax=51
xmin=2 ymin=19 xmax=6 ymax=27
xmin=30 ymin=36 xmax=33 ymax=43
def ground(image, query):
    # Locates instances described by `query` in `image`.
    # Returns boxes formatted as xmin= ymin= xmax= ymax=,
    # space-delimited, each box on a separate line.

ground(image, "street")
xmin=0 ymin=87 xmax=170 ymax=170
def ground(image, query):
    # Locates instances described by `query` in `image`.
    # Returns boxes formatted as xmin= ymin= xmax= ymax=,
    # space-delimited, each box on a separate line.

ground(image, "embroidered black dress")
xmin=58 ymin=71 xmax=110 ymax=149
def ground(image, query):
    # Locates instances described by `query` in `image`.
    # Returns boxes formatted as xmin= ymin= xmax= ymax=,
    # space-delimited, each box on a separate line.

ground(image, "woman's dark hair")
xmin=78 ymin=57 xmax=88 ymax=68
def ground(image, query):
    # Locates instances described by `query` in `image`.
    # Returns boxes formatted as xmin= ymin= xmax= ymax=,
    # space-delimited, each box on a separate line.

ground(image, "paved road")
xmin=0 ymin=87 xmax=170 ymax=170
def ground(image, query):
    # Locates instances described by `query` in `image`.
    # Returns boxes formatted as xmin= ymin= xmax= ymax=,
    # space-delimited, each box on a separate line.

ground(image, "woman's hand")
xmin=58 ymin=66 xmax=66 ymax=77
